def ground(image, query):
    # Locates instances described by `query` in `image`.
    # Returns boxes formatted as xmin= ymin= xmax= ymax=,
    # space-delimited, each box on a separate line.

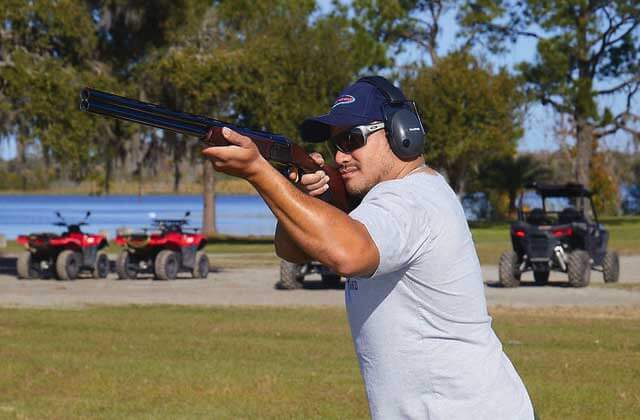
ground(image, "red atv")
xmin=16 ymin=211 xmax=109 ymax=280
xmin=114 ymin=212 xmax=209 ymax=280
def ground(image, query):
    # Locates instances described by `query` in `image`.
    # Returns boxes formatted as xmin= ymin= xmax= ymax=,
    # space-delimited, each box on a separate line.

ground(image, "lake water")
xmin=0 ymin=195 xmax=276 ymax=239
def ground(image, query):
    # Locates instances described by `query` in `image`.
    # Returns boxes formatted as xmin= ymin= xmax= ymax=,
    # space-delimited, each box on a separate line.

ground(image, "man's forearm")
xmin=274 ymin=223 xmax=312 ymax=263
xmin=247 ymin=161 xmax=376 ymax=275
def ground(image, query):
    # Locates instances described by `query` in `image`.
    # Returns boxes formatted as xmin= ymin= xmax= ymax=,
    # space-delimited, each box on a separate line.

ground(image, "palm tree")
xmin=482 ymin=155 xmax=551 ymax=215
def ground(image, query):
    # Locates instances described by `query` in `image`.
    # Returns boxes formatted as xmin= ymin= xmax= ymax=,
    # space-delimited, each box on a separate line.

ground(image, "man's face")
xmin=332 ymin=129 xmax=394 ymax=197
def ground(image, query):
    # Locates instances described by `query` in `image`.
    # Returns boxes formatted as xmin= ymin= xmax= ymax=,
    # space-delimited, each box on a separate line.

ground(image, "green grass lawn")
xmin=0 ymin=306 xmax=638 ymax=419
xmin=3 ymin=216 xmax=640 ymax=266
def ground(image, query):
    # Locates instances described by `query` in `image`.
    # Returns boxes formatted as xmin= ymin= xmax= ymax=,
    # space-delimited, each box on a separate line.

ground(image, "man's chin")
xmin=345 ymin=181 xmax=370 ymax=198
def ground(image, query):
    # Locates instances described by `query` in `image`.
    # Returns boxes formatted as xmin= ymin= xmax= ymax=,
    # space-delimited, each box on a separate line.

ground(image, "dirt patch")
xmin=0 ymin=255 xmax=638 ymax=309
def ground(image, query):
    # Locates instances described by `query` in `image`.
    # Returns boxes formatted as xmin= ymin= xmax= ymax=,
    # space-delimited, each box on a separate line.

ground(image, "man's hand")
xmin=201 ymin=127 xmax=269 ymax=180
xmin=291 ymin=152 xmax=330 ymax=196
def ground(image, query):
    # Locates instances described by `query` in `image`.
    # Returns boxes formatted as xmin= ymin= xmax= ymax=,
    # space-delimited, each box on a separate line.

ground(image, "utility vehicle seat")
xmin=558 ymin=207 xmax=583 ymax=224
xmin=527 ymin=208 xmax=548 ymax=225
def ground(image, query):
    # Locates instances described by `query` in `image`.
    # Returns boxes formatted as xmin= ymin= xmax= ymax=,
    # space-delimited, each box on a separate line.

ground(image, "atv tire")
xmin=498 ymin=251 xmax=521 ymax=288
xmin=567 ymin=250 xmax=591 ymax=287
xmin=155 ymin=250 xmax=179 ymax=280
xmin=116 ymin=251 xmax=138 ymax=280
xmin=192 ymin=251 xmax=210 ymax=279
xmin=602 ymin=251 xmax=620 ymax=283
xmin=55 ymin=250 xmax=80 ymax=280
xmin=276 ymin=260 xmax=303 ymax=290
xmin=321 ymin=274 xmax=342 ymax=289
xmin=533 ymin=271 xmax=549 ymax=285
xmin=17 ymin=252 xmax=39 ymax=279
xmin=93 ymin=251 xmax=109 ymax=279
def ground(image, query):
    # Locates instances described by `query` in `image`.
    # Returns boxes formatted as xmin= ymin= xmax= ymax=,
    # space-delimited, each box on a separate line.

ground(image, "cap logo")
xmin=332 ymin=95 xmax=355 ymax=108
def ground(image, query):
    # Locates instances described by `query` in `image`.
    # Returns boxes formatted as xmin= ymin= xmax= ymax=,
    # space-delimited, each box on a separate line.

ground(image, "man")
xmin=202 ymin=76 xmax=534 ymax=419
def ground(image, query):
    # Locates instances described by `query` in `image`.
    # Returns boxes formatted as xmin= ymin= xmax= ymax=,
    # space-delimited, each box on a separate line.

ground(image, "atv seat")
xmin=558 ymin=207 xmax=584 ymax=225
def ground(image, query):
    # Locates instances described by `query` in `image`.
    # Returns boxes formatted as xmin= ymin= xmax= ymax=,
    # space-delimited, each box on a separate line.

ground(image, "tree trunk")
xmin=508 ymin=190 xmax=517 ymax=216
xmin=574 ymin=117 xmax=593 ymax=188
xmin=573 ymin=6 xmax=594 ymax=188
xmin=17 ymin=137 xmax=27 ymax=191
xmin=167 ymin=131 xmax=182 ymax=193
xmin=448 ymin=165 xmax=466 ymax=198
xmin=202 ymin=159 xmax=216 ymax=236
xmin=103 ymin=152 xmax=112 ymax=195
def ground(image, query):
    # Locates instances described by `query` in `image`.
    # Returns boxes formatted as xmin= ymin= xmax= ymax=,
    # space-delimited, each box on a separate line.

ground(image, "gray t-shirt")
xmin=348 ymin=171 xmax=534 ymax=420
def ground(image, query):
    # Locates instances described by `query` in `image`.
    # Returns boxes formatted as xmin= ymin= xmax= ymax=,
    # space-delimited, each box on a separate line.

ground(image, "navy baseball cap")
xmin=300 ymin=79 xmax=387 ymax=142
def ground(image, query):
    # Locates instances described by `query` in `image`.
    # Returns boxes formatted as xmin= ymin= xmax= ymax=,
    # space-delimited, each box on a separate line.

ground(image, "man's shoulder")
xmin=363 ymin=172 xmax=445 ymax=202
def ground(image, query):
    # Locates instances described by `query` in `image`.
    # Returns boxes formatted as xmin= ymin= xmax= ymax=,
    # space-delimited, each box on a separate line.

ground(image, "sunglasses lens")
xmin=334 ymin=129 xmax=365 ymax=153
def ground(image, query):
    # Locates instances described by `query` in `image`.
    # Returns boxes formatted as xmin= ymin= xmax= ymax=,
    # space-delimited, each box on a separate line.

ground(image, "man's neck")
xmin=394 ymin=159 xmax=428 ymax=179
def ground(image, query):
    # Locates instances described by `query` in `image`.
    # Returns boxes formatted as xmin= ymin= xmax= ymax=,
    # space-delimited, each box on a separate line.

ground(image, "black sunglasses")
xmin=331 ymin=122 xmax=385 ymax=154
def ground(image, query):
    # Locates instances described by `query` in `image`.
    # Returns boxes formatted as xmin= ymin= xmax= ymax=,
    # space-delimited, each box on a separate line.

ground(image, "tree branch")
xmin=595 ymin=75 xmax=640 ymax=96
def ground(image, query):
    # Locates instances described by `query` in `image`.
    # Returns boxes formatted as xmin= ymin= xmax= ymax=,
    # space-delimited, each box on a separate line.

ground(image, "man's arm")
xmin=202 ymin=128 xmax=379 ymax=277
xmin=274 ymin=222 xmax=313 ymax=263
xmin=275 ymin=153 xmax=333 ymax=264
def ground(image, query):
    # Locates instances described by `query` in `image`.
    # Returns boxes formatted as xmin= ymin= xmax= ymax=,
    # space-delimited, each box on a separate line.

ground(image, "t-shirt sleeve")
xmin=349 ymin=183 xmax=429 ymax=277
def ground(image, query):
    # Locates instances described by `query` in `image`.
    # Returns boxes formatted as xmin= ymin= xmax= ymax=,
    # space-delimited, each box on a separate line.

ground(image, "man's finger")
xmin=301 ymin=170 xmax=326 ymax=186
xmin=222 ymin=127 xmax=252 ymax=147
xmin=309 ymin=152 xmax=325 ymax=166
xmin=305 ymin=176 xmax=330 ymax=191
xmin=309 ymin=184 xmax=330 ymax=197
xmin=202 ymin=147 xmax=222 ymax=159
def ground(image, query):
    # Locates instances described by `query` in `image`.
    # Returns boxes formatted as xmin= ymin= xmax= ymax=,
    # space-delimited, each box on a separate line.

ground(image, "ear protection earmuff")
xmin=357 ymin=76 xmax=426 ymax=160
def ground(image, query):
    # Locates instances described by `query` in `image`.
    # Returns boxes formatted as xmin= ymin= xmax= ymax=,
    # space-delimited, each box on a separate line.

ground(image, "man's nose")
xmin=335 ymin=150 xmax=351 ymax=166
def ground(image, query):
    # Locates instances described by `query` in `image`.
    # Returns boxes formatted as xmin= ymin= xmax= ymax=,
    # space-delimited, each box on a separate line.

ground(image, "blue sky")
xmin=2 ymin=2 xmax=637 ymax=159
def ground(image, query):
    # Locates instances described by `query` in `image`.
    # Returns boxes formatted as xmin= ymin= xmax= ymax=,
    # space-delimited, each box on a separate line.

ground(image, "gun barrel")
xmin=80 ymin=88 xmax=291 ymax=146
xmin=81 ymin=88 xmax=213 ymax=138
xmin=80 ymin=98 xmax=208 ymax=137
xmin=80 ymin=87 xmax=350 ymax=211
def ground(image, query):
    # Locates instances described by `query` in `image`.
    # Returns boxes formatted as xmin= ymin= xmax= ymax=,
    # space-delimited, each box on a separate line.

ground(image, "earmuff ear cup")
xmin=385 ymin=107 xmax=425 ymax=160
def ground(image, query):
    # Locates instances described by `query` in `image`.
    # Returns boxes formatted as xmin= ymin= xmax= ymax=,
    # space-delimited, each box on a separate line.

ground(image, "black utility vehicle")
xmin=277 ymin=260 xmax=343 ymax=289
xmin=499 ymin=183 xmax=619 ymax=287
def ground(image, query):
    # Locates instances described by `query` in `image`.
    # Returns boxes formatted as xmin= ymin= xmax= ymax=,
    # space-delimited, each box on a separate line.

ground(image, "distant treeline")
xmin=1 ymin=1 xmax=638 ymax=217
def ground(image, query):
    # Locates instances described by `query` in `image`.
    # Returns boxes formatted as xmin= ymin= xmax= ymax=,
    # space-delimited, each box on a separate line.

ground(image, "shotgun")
xmin=80 ymin=88 xmax=349 ymax=211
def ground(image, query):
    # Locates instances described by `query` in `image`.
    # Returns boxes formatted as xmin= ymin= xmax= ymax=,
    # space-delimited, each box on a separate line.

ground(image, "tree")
xmin=402 ymin=52 xmax=524 ymax=194
xmin=459 ymin=0 xmax=640 ymax=188
xmin=347 ymin=0 xmax=455 ymax=65
xmin=138 ymin=0 xmax=389 ymax=234
xmin=479 ymin=154 xmax=551 ymax=215
xmin=0 ymin=0 xmax=106 ymax=185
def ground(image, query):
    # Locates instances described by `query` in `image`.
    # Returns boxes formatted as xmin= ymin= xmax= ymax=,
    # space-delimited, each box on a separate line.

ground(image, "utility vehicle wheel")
xmin=498 ymin=251 xmax=521 ymax=288
xmin=276 ymin=260 xmax=304 ymax=290
xmin=93 ymin=251 xmax=109 ymax=279
xmin=116 ymin=251 xmax=138 ymax=280
xmin=17 ymin=252 xmax=39 ymax=279
xmin=602 ymin=251 xmax=620 ymax=283
xmin=55 ymin=250 xmax=80 ymax=280
xmin=567 ymin=250 xmax=591 ymax=287
xmin=155 ymin=250 xmax=179 ymax=280
xmin=533 ymin=271 xmax=549 ymax=285
xmin=192 ymin=251 xmax=210 ymax=279
xmin=321 ymin=274 xmax=342 ymax=289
